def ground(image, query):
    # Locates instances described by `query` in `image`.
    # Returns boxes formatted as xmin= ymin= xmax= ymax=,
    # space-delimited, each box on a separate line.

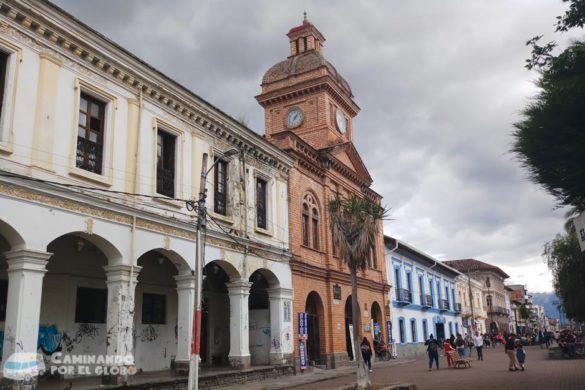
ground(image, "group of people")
xmin=557 ymin=329 xmax=583 ymax=358
xmin=504 ymin=334 xmax=527 ymax=371
xmin=423 ymin=331 xmax=524 ymax=371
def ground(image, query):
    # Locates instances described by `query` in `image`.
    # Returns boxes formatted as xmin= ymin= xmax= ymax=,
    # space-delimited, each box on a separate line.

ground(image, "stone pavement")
xmin=216 ymin=359 xmax=415 ymax=390
xmin=280 ymin=344 xmax=585 ymax=390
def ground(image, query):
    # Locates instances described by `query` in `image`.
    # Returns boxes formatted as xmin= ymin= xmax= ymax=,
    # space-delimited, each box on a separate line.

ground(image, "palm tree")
xmin=329 ymin=195 xmax=388 ymax=390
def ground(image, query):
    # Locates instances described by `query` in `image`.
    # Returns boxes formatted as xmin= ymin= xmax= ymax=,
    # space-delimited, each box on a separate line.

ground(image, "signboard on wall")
xmin=298 ymin=312 xmax=308 ymax=339
xmin=299 ymin=340 xmax=307 ymax=370
xmin=386 ymin=320 xmax=393 ymax=344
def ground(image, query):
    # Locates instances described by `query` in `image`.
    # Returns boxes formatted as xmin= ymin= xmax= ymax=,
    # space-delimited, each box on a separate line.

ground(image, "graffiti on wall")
xmin=38 ymin=323 xmax=100 ymax=355
xmin=140 ymin=325 xmax=158 ymax=342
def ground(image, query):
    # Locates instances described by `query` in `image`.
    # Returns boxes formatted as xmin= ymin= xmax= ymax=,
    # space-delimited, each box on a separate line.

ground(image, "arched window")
xmin=302 ymin=194 xmax=320 ymax=250
xmin=302 ymin=204 xmax=309 ymax=246
xmin=312 ymin=208 xmax=319 ymax=250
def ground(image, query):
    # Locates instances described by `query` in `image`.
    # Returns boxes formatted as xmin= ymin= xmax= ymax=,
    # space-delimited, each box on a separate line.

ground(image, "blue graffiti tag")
xmin=38 ymin=325 xmax=62 ymax=354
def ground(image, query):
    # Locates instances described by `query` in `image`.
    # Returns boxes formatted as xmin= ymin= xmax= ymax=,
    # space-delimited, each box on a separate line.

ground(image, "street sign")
xmin=386 ymin=320 xmax=393 ymax=344
xmin=299 ymin=340 xmax=307 ymax=370
xmin=298 ymin=312 xmax=308 ymax=338
xmin=573 ymin=212 xmax=585 ymax=252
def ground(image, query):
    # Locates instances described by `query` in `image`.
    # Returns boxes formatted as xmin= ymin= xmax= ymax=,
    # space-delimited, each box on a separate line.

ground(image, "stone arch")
xmin=302 ymin=191 xmax=322 ymax=250
xmin=0 ymin=218 xmax=25 ymax=250
xmin=138 ymin=248 xmax=190 ymax=275
xmin=46 ymin=231 xmax=123 ymax=265
xmin=305 ymin=291 xmax=325 ymax=365
xmin=248 ymin=267 xmax=280 ymax=288
xmin=207 ymin=259 xmax=241 ymax=281
xmin=134 ymin=249 xmax=184 ymax=371
xmin=248 ymin=269 xmax=274 ymax=365
xmin=201 ymin=260 xmax=233 ymax=366
xmin=39 ymin=232 xmax=119 ymax=364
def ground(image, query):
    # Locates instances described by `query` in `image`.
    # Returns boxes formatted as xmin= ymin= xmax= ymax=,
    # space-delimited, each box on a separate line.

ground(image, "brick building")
xmin=256 ymin=15 xmax=390 ymax=368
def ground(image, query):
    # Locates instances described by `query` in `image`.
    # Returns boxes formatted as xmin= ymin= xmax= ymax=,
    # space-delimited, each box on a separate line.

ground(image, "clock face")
xmin=285 ymin=108 xmax=304 ymax=129
xmin=335 ymin=109 xmax=346 ymax=133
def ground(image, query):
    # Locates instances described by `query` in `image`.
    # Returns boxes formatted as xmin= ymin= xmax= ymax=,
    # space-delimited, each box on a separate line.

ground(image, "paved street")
xmin=220 ymin=345 xmax=584 ymax=390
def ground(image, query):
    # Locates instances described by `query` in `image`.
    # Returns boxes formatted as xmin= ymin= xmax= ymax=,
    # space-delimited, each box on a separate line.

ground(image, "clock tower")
xmin=255 ymin=15 xmax=389 ymax=369
xmin=256 ymin=13 xmax=360 ymax=150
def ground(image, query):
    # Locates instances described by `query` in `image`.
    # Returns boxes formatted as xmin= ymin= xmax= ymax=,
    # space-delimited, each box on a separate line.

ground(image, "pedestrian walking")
xmin=360 ymin=337 xmax=373 ymax=373
xmin=449 ymin=334 xmax=456 ymax=348
xmin=443 ymin=338 xmax=454 ymax=367
xmin=465 ymin=332 xmax=473 ymax=356
xmin=456 ymin=333 xmax=466 ymax=357
xmin=505 ymin=334 xmax=520 ymax=371
xmin=473 ymin=331 xmax=484 ymax=360
xmin=425 ymin=334 xmax=440 ymax=371
xmin=516 ymin=342 xmax=526 ymax=371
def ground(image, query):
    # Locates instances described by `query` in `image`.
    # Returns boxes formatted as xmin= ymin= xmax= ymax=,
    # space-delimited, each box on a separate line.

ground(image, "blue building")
xmin=385 ymin=236 xmax=463 ymax=358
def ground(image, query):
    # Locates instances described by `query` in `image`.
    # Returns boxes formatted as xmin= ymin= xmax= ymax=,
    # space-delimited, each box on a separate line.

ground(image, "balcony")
xmin=455 ymin=303 xmax=462 ymax=313
xmin=395 ymin=288 xmax=412 ymax=305
xmin=488 ymin=306 xmax=509 ymax=316
xmin=420 ymin=294 xmax=432 ymax=309
xmin=439 ymin=299 xmax=449 ymax=311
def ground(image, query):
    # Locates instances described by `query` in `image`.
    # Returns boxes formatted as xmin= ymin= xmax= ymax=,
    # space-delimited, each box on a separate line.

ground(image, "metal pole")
xmin=467 ymin=273 xmax=475 ymax=334
xmin=188 ymin=153 xmax=208 ymax=390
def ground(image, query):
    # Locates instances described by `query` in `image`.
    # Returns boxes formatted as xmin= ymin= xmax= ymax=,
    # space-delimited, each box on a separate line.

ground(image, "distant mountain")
xmin=531 ymin=292 xmax=560 ymax=319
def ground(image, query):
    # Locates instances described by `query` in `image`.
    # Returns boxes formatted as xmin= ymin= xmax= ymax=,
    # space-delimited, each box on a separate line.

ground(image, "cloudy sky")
xmin=52 ymin=0 xmax=582 ymax=292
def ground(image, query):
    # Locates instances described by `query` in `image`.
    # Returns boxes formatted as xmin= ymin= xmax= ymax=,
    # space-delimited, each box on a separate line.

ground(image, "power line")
xmin=0 ymin=170 xmax=197 ymax=205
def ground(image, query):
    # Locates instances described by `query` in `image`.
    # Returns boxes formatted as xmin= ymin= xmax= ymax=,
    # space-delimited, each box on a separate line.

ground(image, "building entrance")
xmin=435 ymin=323 xmax=445 ymax=341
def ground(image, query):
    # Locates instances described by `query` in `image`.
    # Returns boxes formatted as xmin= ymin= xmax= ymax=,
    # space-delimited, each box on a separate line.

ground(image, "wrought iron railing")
xmin=455 ymin=303 xmax=462 ymax=312
xmin=420 ymin=294 xmax=432 ymax=308
xmin=156 ymin=167 xmax=175 ymax=198
xmin=76 ymin=137 xmax=102 ymax=174
xmin=439 ymin=299 xmax=449 ymax=311
xmin=395 ymin=288 xmax=412 ymax=304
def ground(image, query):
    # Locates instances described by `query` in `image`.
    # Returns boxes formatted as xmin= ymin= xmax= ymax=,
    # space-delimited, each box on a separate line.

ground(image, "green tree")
xmin=513 ymin=1 xmax=585 ymax=211
xmin=518 ymin=304 xmax=530 ymax=321
xmin=328 ymin=195 xmax=387 ymax=390
xmin=513 ymin=40 xmax=585 ymax=211
xmin=543 ymin=225 xmax=585 ymax=322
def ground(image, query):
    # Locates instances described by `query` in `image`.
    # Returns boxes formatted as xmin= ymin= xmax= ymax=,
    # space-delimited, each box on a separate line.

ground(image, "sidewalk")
xmin=216 ymin=359 xmax=416 ymax=390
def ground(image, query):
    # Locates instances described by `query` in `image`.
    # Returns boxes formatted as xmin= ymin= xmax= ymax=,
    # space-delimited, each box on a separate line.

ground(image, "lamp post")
xmin=187 ymin=149 xmax=239 ymax=390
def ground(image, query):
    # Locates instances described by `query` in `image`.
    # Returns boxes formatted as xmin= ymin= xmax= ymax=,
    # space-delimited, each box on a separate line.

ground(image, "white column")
xmin=104 ymin=265 xmax=141 ymax=363
xmin=267 ymin=287 xmax=294 ymax=365
xmin=227 ymin=278 xmax=252 ymax=368
xmin=174 ymin=274 xmax=197 ymax=367
xmin=2 ymin=249 xmax=50 ymax=366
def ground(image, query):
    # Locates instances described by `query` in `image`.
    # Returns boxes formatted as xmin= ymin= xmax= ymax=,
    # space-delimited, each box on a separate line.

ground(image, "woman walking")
xmin=360 ymin=337 xmax=373 ymax=373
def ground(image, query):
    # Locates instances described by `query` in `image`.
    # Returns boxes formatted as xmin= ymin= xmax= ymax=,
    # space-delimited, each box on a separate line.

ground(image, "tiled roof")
xmin=443 ymin=259 xmax=510 ymax=279
xmin=261 ymin=51 xmax=352 ymax=96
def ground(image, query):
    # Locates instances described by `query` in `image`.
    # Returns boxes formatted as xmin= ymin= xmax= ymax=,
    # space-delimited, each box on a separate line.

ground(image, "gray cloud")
xmin=52 ymin=0 xmax=581 ymax=292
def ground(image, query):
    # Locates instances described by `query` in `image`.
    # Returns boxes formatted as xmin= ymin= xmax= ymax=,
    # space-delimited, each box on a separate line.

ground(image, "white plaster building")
xmin=0 ymin=0 xmax=295 ymax=382
xmin=455 ymin=275 xmax=487 ymax=335
xmin=384 ymin=237 xmax=463 ymax=359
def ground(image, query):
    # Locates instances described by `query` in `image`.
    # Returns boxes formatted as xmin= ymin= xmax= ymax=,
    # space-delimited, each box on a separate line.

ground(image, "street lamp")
xmin=187 ymin=148 xmax=239 ymax=390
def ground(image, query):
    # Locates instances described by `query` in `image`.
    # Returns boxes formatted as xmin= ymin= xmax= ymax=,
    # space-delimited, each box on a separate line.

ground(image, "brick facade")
xmin=257 ymin=16 xmax=390 ymax=368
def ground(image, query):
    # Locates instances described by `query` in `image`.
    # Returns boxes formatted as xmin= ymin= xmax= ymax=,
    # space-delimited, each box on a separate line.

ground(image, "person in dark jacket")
xmin=505 ymin=334 xmax=520 ymax=371
xmin=360 ymin=337 xmax=373 ymax=372
xmin=425 ymin=334 xmax=440 ymax=371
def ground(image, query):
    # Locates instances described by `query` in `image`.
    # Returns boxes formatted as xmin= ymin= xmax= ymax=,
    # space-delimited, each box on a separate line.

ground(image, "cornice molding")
xmin=290 ymin=258 xmax=389 ymax=294
xmin=0 ymin=176 xmax=290 ymax=262
xmin=256 ymin=74 xmax=360 ymax=117
xmin=0 ymin=0 xmax=292 ymax=175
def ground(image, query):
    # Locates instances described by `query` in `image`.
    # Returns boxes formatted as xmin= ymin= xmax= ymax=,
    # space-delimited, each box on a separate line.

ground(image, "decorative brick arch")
xmin=302 ymin=192 xmax=321 ymax=250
